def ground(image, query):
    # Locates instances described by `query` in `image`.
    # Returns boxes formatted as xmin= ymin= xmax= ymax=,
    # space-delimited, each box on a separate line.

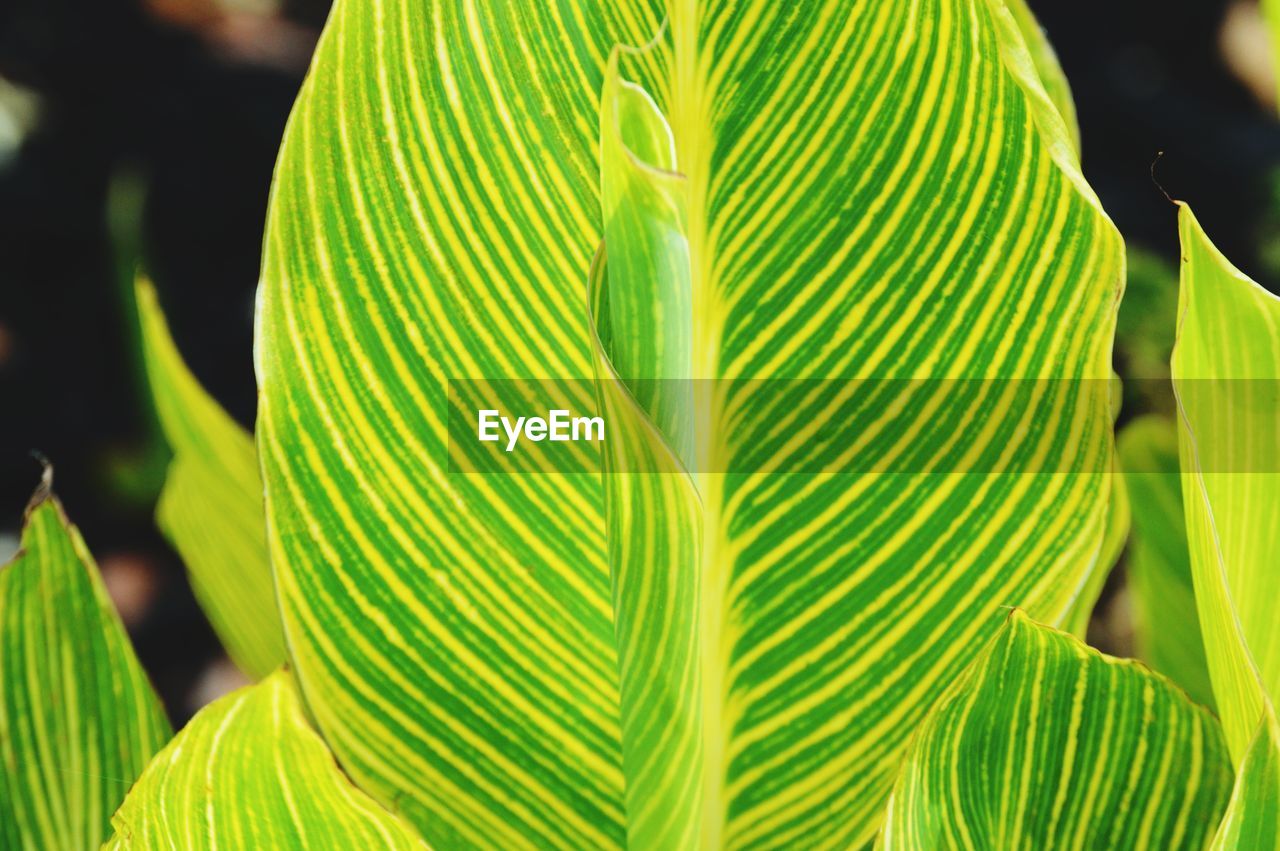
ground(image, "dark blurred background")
xmin=0 ymin=0 xmax=327 ymax=721
xmin=0 ymin=0 xmax=1277 ymax=723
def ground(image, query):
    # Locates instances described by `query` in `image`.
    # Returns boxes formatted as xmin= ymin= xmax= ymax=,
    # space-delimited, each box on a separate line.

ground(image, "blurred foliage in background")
xmin=0 ymin=0 xmax=326 ymax=720
xmin=0 ymin=0 xmax=1278 ymax=721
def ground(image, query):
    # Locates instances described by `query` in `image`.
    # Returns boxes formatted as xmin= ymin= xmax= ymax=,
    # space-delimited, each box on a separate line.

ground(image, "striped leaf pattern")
xmin=0 ymin=490 xmax=171 ymax=850
xmin=256 ymin=1 xmax=660 ymax=847
xmin=105 ymin=672 xmax=428 ymax=850
xmin=592 ymin=1 xmax=1122 ymax=846
xmin=136 ymin=279 xmax=284 ymax=679
xmin=1173 ymin=204 xmax=1280 ymax=848
xmin=1118 ymin=414 xmax=1215 ymax=710
xmin=257 ymin=0 xmax=1121 ymax=848
xmin=877 ymin=611 xmax=1232 ymax=850
xmin=1061 ymin=372 xmax=1128 ymax=638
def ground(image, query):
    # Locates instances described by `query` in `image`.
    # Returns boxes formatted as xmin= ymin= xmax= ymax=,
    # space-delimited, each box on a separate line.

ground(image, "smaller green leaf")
xmin=1117 ymin=414 xmax=1215 ymax=710
xmin=1172 ymin=204 xmax=1280 ymax=764
xmin=105 ymin=671 xmax=427 ymax=850
xmin=0 ymin=487 xmax=171 ymax=850
xmin=878 ymin=611 xmax=1232 ymax=851
xmin=135 ymin=278 xmax=283 ymax=679
xmin=1174 ymin=203 xmax=1280 ymax=849
xmin=1212 ymin=708 xmax=1280 ymax=850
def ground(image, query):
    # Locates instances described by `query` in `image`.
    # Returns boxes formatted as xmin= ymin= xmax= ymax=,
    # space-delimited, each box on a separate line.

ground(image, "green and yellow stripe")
xmin=258 ymin=1 xmax=664 ymax=846
xmin=257 ymin=0 xmax=1124 ymax=847
xmin=594 ymin=0 xmax=1123 ymax=846
xmin=878 ymin=611 xmax=1231 ymax=850
xmin=106 ymin=671 xmax=428 ymax=849
xmin=0 ymin=491 xmax=171 ymax=850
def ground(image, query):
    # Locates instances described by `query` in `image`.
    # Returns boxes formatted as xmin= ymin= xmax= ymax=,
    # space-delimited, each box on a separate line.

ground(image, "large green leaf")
xmin=592 ymin=4 xmax=1122 ymax=846
xmin=105 ymin=671 xmax=427 ymax=849
xmin=1173 ymin=204 xmax=1280 ymax=848
xmin=257 ymin=0 xmax=1122 ymax=847
xmin=256 ymin=3 xmax=660 ymax=847
xmin=136 ymin=279 xmax=284 ymax=679
xmin=1117 ymin=414 xmax=1215 ymax=709
xmin=877 ymin=611 xmax=1232 ymax=850
xmin=0 ymin=488 xmax=171 ymax=850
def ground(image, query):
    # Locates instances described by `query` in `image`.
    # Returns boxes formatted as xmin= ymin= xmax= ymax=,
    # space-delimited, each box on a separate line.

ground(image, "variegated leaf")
xmin=878 ymin=611 xmax=1231 ymax=850
xmin=105 ymin=672 xmax=427 ymax=850
xmin=257 ymin=0 xmax=1122 ymax=847
xmin=592 ymin=2 xmax=1122 ymax=845
xmin=0 ymin=488 xmax=171 ymax=850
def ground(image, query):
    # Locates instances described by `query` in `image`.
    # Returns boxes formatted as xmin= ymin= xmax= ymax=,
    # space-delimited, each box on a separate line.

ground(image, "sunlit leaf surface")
xmin=1211 ymin=708 xmax=1280 ymax=850
xmin=1173 ymin=204 xmax=1280 ymax=758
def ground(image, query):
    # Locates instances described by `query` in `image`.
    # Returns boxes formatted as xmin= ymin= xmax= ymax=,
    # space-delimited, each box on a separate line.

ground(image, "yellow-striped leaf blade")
xmin=592 ymin=2 xmax=1123 ymax=846
xmin=255 ymin=1 xmax=662 ymax=847
xmin=1172 ymin=204 xmax=1280 ymax=763
xmin=1212 ymin=708 xmax=1280 ymax=849
xmin=591 ymin=48 xmax=700 ymax=851
xmin=878 ymin=611 xmax=1232 ymax=850
xmin=0 ymin=490 xmax=171 ymax=850
xmin=105 ymin=671 xmax=428 ymax=850
xmin=136 ymin=279 xmax=283 ymax=679
xmin=259 ymin=0 xmax=1122 ymax=846
xmin=1117 ymin=414 xmax=1215 ymax=709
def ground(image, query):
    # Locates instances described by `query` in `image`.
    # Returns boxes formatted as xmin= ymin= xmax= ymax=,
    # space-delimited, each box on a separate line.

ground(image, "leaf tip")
xmin=22 ymin=450 xmax=55 ymax=519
